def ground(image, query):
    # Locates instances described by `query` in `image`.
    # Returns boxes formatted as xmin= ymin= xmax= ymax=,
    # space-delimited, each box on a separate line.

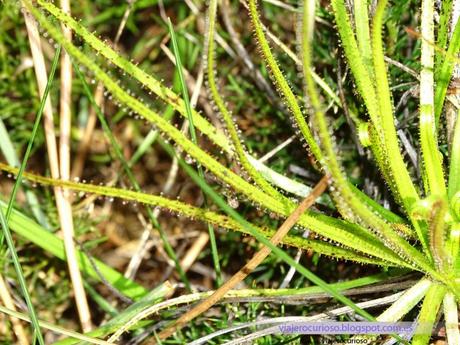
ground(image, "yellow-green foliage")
xmin=9 ymin=1 xmax=460 ymax=343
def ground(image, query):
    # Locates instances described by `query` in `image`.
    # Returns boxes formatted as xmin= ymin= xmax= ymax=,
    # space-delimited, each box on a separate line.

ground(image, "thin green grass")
xmin=72 ymin=58 xmax=192 ymax=291
xmin=1 ymin=0 xmax=460 ymax=343
xmin=167 ymin=17 xmax=222 ymax=286
xmin=0 ymin=45 xmax=61 ymax=345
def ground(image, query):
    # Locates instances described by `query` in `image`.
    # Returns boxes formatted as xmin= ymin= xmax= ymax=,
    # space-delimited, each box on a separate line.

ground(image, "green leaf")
xmin=448 ymin=108 xmax=460 ymax=200
xmin=168 ymin=16 xmax=222 ymax=286
xmin=413 ymin=283 xmax=446 ymax=345
xmin=0 ymin=163 xmax=397 ymax=266
xmin=0 ymin=45 xmax=62 ymax=345
xmin=247 ymin=0 xmax=323 ymax=162
xmin=435 ymin=6 xmax=460 ymax=125
xmin=22 ymin=1 xmax=408 ymax=268
xmin=419 ymin=0 xmax=447 ymax=196
xmin=0 ymin=201 xmax=148 ymax=300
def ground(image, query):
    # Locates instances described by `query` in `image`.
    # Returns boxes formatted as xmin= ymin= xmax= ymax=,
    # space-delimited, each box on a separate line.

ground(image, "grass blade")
xmin=205 ymin=0 xmax=283 ymax=200
xmin=443 ymin=292 xmax=460 ymax=345
xmin=412 ymin=283 xmax=446 ymax=345
xmin=0 ymin=305 xmax=112 ymax=345
xmin=160 ymin=141 xmax=377 ymax=324
xmin=435 ymin=10 xmax=460 ymax=124
xmin=167 ymin=17 xmax=222 ymax=286
xmin=72 ymin=58 xmax=192 ymax=291
xmin=0 ymin=118 xmax=50 ymax=228
xmin=448 ymin=92 xmax=460 ymax=199
xmin=0 ymin=45 xmax=61 ymax=345
xmin=156 ymin=140 xmax=409 ymax=344
xmin=0 ymin=201 xmax=148 ymax=299
xmin=0 ymin=162 xmax=408 ymax=267
xmin=419 ymin=0 xmax=447 ymax=196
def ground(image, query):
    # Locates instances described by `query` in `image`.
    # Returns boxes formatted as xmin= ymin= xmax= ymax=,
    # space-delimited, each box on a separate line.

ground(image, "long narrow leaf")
xmin=21 ymin=1 xmax=408 ymax=268
xmin=413 ymin=283 xmax=446 ymax=345
xmin=419 ymin=0 xmax=447 ymax=196
xmin=0 ymin=165 xmax=396 ymax=266
xmin=0 ymin=45 xmax=61 ymax=345
xmin=72 ymin=57 xmax=192 ymax=291
xmin=0 ymin=201 xmax=148 ymax=299
xmin=168 ymin=17 xmax=222 ymax=285
xmin=160 ymin=141 xmax=379 ymax=325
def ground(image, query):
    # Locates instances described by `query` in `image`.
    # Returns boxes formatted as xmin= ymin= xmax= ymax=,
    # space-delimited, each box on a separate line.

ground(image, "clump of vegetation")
xmin=0 ymin=0 xmax=459 ymax=344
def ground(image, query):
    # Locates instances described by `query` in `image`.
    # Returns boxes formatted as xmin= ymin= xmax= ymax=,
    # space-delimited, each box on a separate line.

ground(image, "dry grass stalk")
xmin=22 ymin=2 xmax=92 ymax=332
xmin=154 ymin=175 xmax=329 ymax=342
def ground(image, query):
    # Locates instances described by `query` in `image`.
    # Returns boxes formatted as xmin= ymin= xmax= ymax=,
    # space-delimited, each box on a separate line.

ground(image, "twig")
xmin=279 ymin=230 xmax=308 ymax=289
xmin=258 ymin=135 xmax=295 ymax=163
xmin=153 ymin=175 xmax=329 ymax=342
xmin=106 ymin=273 xmax=412 ymax=342
xmin=114 ymin=0 xmax=135 ymax=43
xmin=123 ymin=214 xmax=156 ymax=280
xmin=395 ymin=86 xmax=418 ymax=113
xmin=59 ymin=0 xmax=72 ymax=185
xmin=384 ymin=56 xmax=420 ymax=80
xmin=220 ymin=277 xmax=417 ymax=304
xmin=183 ymin=0 xmax=236 ymax=58
xmin=262 ymin=0 xmax=297 ymax=12
xmin=71 ymin=84 xmax=103 ymax=179
xmin=397 ymin=126 xmax=419 ymax=171
xmin=188 ymin=262 xmax=232 ymax=282
xmin=74 ymin=239 xmax=133 ymax=304
xmin=158 ymin=0 xmax=170 ymax=23
xmin=180 ymin=232 xmax=209 ymax=272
